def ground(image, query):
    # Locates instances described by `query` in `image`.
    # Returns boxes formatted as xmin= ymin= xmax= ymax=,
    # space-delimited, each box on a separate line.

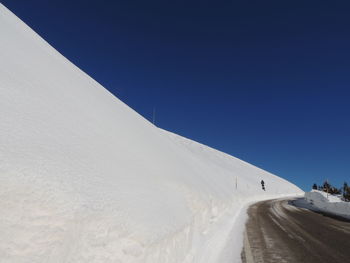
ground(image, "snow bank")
xmin=305 ymin=190 xmax=350 ymax=220
xmin=0 ymin=4 xmax=303 ymax=263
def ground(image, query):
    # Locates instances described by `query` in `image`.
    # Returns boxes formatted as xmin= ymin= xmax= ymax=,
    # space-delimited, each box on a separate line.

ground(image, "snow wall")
xmin=0 ymin=4 xmax=303 ymax=263
xmin=305 ymin=191 xmax=350 ymax=220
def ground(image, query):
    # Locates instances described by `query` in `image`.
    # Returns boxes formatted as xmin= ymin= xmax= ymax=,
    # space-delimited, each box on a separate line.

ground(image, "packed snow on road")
xmin=0 ymin=4 xmax=303 ymax=263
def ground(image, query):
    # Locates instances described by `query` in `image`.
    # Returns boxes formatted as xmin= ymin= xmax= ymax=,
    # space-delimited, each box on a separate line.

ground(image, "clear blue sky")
xmin=3 ymin=0 xmax=350 ymax=191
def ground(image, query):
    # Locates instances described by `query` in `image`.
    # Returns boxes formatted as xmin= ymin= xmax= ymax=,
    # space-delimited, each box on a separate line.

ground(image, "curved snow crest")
xmin=0 ymin=4 xmax=303 ymax=263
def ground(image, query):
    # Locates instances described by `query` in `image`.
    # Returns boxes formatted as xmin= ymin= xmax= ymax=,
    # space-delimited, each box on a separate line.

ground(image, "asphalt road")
xmin=241 ymin=198 xmax=350 ymax=263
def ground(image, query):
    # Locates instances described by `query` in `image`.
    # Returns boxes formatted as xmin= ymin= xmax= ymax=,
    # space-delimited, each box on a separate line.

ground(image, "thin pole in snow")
xmin=152 ymin=107 xmax=156 ymax=125
xmin=235 ymin=177 xmax=238 ymax=190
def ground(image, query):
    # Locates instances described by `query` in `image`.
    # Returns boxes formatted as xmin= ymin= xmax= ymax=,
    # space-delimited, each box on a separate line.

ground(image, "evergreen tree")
xmin=343 ymin=182 xmax=350 ymax=201
xmin=344 ymin=182 xmax=348 ymax=194
xmin=312 ymin=183 xmax=318 ymax=190
xmin=322 ymin=181 xmax=331 ymax=193
xmin=329 ymin=186 xmax=341 ymax=195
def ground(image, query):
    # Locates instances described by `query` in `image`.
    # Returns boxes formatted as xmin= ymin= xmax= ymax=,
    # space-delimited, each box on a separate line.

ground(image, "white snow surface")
xmin=305 ymin=190 xmax=350 ymax=219
xmin=0 ymin=4 xmax=303 ymax=263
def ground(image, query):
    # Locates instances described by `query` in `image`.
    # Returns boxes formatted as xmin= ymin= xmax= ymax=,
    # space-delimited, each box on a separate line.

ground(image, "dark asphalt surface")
xmin=241 ymin=198 xmax=350 ymax=263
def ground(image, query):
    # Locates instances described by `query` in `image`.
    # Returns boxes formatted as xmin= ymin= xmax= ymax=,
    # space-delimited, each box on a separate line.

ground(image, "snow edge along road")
xmin=212 ymin=194 xmax=303 ymax=263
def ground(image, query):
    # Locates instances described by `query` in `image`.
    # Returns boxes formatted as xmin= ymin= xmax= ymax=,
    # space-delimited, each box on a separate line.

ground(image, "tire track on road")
xmin=242 ymin=198 xmax=350 ymax=263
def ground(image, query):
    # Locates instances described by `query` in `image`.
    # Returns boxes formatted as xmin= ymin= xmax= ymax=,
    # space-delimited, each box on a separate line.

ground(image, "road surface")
xmin=241 ymin=198 xmax=350 ymax=263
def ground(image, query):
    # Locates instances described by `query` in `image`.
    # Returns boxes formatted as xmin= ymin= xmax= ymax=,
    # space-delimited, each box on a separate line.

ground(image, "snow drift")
xmin=305 ymin=190 xmax=350 ymax=220
xmin=0 ymin=4 xmax=303 ymax=263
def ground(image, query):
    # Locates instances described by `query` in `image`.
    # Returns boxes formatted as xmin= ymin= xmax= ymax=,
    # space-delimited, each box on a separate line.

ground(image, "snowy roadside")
xmin=214 ymin=193 xmax=303 ymax=263
xmin=142 ymin=193 xmax=304 ymax=263
xmin=302 ymin=190 xmax=350 ymax=220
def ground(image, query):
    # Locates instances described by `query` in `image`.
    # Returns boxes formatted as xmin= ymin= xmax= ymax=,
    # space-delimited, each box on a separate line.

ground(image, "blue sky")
xmin=3 ymin=0 xmax=350 ymax=191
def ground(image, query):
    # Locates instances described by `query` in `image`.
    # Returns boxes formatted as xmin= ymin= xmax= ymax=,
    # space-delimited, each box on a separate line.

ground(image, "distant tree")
xmin=314 ymin=181 xmax=349 ymax=200
xmin=322 ymin=181 xmax=331 ymax=193
xmin=344 ymin=182 xmax=348 ymax=193
xmin=343 ymin=182 xmax=350 ymax=201
xmin=329 ymin=186 xmax=341 ymax=195
xmin=320 ymin=181 xmax=342 ymax=195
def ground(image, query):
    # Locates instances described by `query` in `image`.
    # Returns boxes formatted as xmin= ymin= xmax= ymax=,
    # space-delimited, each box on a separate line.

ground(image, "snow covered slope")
xmin=305 ymin=190 xmax=350 ymax=220
xmin=0 ymin=4 xmax=303 ymax=263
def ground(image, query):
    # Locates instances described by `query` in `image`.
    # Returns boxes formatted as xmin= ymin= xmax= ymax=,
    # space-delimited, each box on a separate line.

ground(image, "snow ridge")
xmin=305 ymin=190 xmax=350 ymax=220
xmin=0 ymin=4 xmax=303 ymax=263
